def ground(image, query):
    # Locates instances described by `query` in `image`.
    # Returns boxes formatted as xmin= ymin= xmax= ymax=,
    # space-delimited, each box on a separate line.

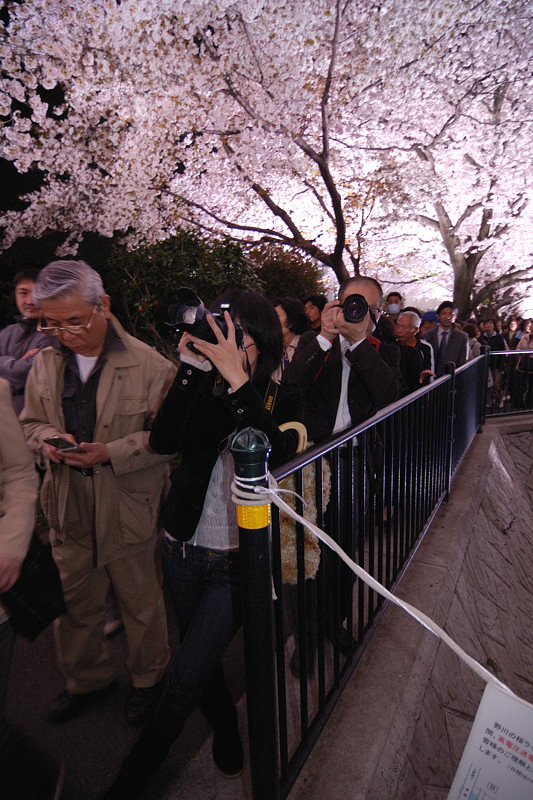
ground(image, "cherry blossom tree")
xmin=1 ymin=0 xmax=532 ymax=313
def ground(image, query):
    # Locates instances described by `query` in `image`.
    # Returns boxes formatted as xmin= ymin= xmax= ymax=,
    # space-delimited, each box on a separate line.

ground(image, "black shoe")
xmin=102 ymin=754 xmax=158 ymax=800
xmin=212 ymin=724 xmax=243 ymax=778
xmin=125 ymin=679 xmax=165 ymax=726
xmin=325 ymin=626 xmax=356 ymax=656
xmin=46 ymin=682 xmax=116 ymax=724
xmin=102 ymin=753 xmax=158 ymax=800
xmin=103 ymin=708 xmax=179 ymax=799
xmin=290 ymin=645 xmax=316 ymax=679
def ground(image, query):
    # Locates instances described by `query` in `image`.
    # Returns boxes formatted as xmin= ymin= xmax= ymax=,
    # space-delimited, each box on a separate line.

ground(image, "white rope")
xmin=231 ymin=473 xmax=515 ymax=697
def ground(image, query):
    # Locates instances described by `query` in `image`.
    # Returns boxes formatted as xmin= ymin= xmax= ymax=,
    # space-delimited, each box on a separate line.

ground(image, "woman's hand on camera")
xmin=186 ymin=312 xmax=249 ymax=392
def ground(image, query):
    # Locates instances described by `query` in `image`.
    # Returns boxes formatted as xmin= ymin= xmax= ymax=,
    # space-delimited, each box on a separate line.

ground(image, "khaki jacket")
xmin=0 ymin=378 xmax=38 ymax=562
xmin=20 ymin=317 xmax=177 ymax=566
xmin=0 ymin=379 xmax=38 ymax=614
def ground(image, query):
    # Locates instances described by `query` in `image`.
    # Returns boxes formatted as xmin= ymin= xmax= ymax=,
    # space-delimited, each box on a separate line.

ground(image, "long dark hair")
xmin=211 ymin=289 xmax=283 ymax=384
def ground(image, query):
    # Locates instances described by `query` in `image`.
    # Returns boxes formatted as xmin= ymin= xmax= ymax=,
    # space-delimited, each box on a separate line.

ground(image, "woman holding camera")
xmin=104 ymin=290 xmax=303 ymax=798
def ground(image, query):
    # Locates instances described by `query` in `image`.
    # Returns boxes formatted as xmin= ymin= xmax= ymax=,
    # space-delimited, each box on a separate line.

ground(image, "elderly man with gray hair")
xmin=395 ymin=310 xmax=435 ymax=386
xmin=20 ymin=260 xmax=176 ymax=726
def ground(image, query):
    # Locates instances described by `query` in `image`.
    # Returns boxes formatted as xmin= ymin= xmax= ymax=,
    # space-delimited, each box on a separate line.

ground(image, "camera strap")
xmin=263 ymin=378 xmax=279 ymax=414
xmin=212 ymin=372 xmax=227 ymax=397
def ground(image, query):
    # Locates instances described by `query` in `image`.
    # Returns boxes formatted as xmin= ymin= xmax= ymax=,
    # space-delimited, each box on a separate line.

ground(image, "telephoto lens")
xmin=341 ymin=293 xmax=368 ymax=324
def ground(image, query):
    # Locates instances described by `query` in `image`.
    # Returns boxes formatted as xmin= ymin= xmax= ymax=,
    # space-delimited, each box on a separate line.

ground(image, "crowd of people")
xmin=379 ymin=291 xmax=533 ymax=409
xmin=0 ymin=262 xmax=531 ymax=799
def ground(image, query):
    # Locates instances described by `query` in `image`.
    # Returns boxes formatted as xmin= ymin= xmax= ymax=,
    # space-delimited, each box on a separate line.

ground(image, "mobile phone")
xmin=43 ymin=436 xmax=83 ymax=453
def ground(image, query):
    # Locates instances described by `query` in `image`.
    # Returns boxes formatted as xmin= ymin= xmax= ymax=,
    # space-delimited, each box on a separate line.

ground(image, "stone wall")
xmin=394 ymin=419 xmax=533 ymax=799
xmin=290 ymin=417 xmax=533 ymax=800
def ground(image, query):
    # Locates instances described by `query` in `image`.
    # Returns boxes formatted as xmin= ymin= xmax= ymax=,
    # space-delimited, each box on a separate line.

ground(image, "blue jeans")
xmin=161 ymin=538 xmax=242 ymax=732
xmin=103 ymin=541 xmax=243 ymax=795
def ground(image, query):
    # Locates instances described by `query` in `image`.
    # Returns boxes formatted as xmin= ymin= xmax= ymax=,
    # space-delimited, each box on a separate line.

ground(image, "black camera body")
xmin=341 ymin=293 xmax=369 ymax=324
xmin=168 ymin=288 xmax=244 ymax=354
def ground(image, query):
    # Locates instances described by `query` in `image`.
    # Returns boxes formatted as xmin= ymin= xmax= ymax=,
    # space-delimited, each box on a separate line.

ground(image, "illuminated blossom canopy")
xmin=1 ymin=0 xmax=532 ymax=314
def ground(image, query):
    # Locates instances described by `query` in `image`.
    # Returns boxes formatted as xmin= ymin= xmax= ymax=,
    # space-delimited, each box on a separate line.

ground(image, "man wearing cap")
xmin=419 ymin=310 xmax=439 ymax=337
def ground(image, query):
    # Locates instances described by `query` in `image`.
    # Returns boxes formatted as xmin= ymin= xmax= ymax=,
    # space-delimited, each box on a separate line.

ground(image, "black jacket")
xmin=282 ymin=332 xmax=400 ymax=444
xmin=398 ymin=343 xmax=424 ymax=394
xmin=149 ymin=364 xmax=304 ymax=540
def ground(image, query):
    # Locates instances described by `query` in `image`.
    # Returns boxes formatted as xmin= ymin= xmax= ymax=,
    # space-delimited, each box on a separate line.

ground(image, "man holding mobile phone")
xmin=20 ymin=260 xmax=176 ymax=727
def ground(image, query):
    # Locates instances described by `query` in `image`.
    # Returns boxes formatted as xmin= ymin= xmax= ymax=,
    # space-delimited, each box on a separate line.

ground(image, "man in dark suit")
xmin=282 ymin=276 xmax=400 ymax=665
xmin=284 ymin=277 xmax=400 ymax=443
xmin=422 ymin=301 xmax=469 ymax=377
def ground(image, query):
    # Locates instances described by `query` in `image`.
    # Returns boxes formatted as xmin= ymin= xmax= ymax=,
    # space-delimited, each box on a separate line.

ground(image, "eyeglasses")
xmin=37 ymin=305 xmax=98 ymax=336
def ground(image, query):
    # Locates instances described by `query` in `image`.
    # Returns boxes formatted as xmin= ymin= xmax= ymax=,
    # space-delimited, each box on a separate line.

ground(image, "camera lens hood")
xmin=167 ymin=287 xmax=205 ymax=328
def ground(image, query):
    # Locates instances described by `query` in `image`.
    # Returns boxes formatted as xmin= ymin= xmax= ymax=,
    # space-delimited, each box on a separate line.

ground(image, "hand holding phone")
xmin=43 ymin=435 xmax=83 ymax=453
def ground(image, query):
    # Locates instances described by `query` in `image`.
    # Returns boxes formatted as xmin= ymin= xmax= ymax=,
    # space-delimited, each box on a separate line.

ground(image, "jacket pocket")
xmin=109 ymin=395 xmax=149 ymax=439
xmin=116 ymin=487 xmax=159 ymax=545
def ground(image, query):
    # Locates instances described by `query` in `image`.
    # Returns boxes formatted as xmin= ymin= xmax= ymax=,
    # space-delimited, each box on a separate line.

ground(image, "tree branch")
xmin=161 ymin=188 xmax=337 ymax=268
xmin=470 ymin=267 xmax=532 ymax=308
xmin=453 ymin=201 xmax=483 ymax=232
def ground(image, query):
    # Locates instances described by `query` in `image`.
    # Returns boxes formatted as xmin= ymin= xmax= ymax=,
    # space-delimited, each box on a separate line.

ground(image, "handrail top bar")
xmin=488 ymin=348 xmax=532 ymax=355
xmin=272 ymin=371 xmax=454 ymax=481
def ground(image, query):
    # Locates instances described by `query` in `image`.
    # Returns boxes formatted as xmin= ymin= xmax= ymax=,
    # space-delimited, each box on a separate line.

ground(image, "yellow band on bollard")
xmin=236 ymin=504 xmax=271 ymax=529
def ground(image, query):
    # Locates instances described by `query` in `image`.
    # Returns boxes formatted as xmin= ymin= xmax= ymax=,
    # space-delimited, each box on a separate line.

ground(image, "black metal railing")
xmin=237 ymin=348 xmax=528 ymax=800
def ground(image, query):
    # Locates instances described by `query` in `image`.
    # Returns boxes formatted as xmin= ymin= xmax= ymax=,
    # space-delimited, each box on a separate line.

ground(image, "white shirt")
xmin=316 ymin=333 xmax=364 ymax=434
xmin=75 ymin=354 xmax=98 ymax=383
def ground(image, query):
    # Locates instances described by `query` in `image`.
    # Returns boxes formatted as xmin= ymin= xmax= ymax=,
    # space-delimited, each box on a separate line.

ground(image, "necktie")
xmin=436 ymin=330 xmax=449 ymax=376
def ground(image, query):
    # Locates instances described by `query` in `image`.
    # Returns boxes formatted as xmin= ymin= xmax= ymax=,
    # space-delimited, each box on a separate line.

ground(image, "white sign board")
xmin=448 ymin=682 xmax=533 ymax=800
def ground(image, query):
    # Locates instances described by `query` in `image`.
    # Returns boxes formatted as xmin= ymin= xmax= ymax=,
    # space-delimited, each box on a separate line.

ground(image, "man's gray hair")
xmin=399 ymin=311 xmax=421 ymax=329
xmin=32 ymin=260 xmax=105 ymax=307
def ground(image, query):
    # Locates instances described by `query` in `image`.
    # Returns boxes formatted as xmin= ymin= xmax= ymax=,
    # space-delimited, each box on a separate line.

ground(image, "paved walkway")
xmin=7 ymin=415 xmax=533 ymax=800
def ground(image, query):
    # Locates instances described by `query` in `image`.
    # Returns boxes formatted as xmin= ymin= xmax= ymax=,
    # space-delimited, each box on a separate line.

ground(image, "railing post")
xmin=444 ymin=363 xmax=456 ymax=499
xmin=230 ymin=426 xmax=280 ymax=800
xmin=480 ymin=345 xmax=490 ymax=426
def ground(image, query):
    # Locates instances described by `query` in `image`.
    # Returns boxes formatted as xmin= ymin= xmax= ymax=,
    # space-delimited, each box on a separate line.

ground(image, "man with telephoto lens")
xmin=283 ymin=276 xmax=400 ymax=443
xmin=282 ymin=276 xmax=400 ymax=664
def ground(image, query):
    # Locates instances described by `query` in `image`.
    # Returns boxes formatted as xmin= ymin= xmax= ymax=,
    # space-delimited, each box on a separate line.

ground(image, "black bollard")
xmin=230 ymin=427 xmax=280 ymax=800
